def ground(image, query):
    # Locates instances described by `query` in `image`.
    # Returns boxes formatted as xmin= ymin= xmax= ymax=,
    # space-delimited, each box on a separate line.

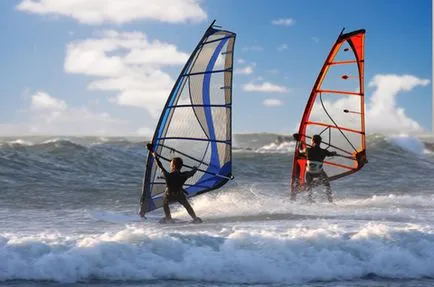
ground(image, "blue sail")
xmin=140 ymin=20 xmax=236 ymax=213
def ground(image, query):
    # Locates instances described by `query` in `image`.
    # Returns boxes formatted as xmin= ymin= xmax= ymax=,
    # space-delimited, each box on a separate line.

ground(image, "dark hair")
xmin=172 ymin=157 xmax=183 ymax=170
xmin=312 ymin=135 xmax=322 ymax=144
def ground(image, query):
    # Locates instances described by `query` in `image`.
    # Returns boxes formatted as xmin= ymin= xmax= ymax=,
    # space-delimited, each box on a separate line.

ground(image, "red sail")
xmin=290 ymin=29 xmax=367 ymax=195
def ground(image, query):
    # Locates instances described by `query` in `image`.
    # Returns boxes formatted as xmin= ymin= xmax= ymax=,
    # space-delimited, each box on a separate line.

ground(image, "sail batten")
xmin=201 ymin=35 xmax=233 ymax=46
xmin=156 ymin=137 xmax=230 ymax=143
xmin=317 ymin=90 xmax=362 ymax=96
xmin=167 ymin=104 xmax=231 ymax=108
xmin=183 ymin=68 xmax=232 ymax=76
xmin=329 ymin=60 xmax=359 ymax=65
xmin=140 ymin=21 xmax=236 ymax=214
xmin=305 ymin=122 xmax=364 ymax=134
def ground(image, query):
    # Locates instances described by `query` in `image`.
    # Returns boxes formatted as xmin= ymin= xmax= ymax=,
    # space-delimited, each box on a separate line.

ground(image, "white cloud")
xmin=64 ymin=30 xmax=189 ymax=75
xmin=31 ymin=91 xmax=67 ymax=110
xmin=263 ymin=98 xmax=284 ymax=107
xmin=16 ymin=0 xmax=207 ymax=25
xmin=0 ymin=91 xmax=145 ymax=136
xmin=237 ymin=58 xmax=245 ymax=64
xmin=366 ymin=74 xmax=430 ymax=133
xmin=242 ymin=46 xmax=263 ymax=52
xmin=277 ymin=44 xmax=288 ymax=52
xmin=271 ymin=18 xmax=295 ymax=26
xmin=235 ymin=65 xmax=254 ymax=75
xmin=310 ymin=74 xmax=430 ymax=134
xmin=64 ymin=30 xmax=190 ymax=117
xmin=125 ymin=42 xmax=188 ymax=66
xmin=243 ymin=81 xmax=288 ymax=93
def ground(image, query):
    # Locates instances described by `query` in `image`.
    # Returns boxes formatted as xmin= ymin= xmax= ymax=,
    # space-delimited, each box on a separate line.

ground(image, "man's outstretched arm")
xmin=185 ymin=166 xmax=198 ymax=178
xmin=325 ymin=150 xmax=337 ymax=157
xmin=146 ymin=143 xmax=169 ymax=176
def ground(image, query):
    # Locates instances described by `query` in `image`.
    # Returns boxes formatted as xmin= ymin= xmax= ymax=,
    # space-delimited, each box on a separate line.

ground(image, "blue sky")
xmin=0 ymin=0 xmax=431 ymax=136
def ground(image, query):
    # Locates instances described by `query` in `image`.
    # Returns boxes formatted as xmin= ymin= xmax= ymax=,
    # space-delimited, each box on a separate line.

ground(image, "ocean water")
xmin=1 ymin=133 xmax=434 ymax=287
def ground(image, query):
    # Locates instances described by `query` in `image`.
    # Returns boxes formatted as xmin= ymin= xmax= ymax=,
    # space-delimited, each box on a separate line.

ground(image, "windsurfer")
xmin=292 ymin=134 xmax=337 ymax=202
xmin=146 ymin=143 xmax=202 ymax=223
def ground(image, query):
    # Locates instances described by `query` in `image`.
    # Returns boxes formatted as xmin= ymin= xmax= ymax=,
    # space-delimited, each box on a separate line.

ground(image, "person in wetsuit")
xmin=146 ymin=144 xmax=202 ymax=223
xmin=292 ymin=133 xmax=337 ymax=202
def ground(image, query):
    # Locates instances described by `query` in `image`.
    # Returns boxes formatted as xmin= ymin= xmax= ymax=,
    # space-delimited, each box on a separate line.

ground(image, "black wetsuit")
xmin=306 ymin=146 xmax=335 ymax=162
xmin=154 ymin=156 xmax=198 ymax=219
xmin=304 ymin=146 xmax=335 ymax=202
xmin=291 ymin=146 xmax=335 ymax=202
